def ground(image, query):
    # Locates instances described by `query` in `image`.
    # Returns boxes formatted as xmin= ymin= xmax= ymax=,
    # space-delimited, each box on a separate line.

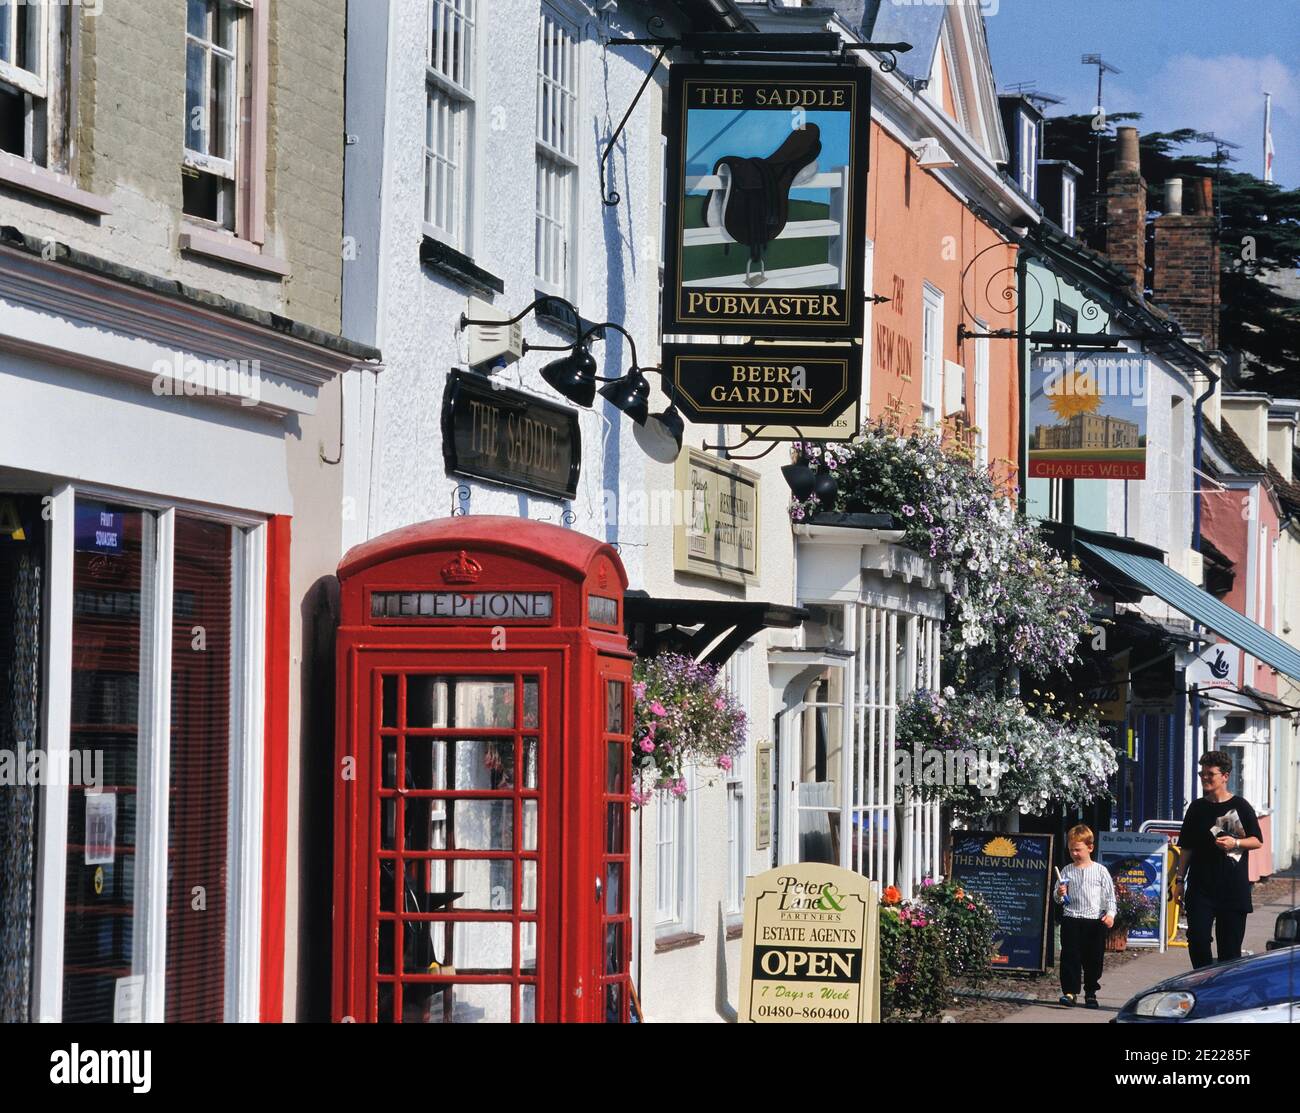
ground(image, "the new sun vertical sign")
xmin=1027 ymin=351 xmax=1149 ymax=479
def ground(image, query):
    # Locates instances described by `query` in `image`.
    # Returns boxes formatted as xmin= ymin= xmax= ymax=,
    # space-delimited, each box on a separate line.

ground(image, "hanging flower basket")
xmin=630 ymin=653 xmax=747 ymax=805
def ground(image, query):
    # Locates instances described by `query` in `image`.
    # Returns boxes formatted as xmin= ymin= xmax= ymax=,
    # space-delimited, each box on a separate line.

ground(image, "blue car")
xmin=1115 ymin=949 xmax=1300 ymax=1023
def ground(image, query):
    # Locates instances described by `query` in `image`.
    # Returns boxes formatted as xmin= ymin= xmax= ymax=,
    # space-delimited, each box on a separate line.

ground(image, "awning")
xmin=1079 ymin=540 xmax=1300 ymax=683
xmin=624 ymin=592 xmax=808 ymax=666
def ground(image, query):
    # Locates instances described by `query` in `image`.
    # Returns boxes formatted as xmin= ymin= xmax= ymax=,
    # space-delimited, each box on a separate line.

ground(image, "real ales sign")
xmin=1028 ymin=351 xmax=1148 ymax=479
xmin=739 ymin=863 xmax=879 ymax=1023
xmin=662 ymin=65 xmax=870 ymax=339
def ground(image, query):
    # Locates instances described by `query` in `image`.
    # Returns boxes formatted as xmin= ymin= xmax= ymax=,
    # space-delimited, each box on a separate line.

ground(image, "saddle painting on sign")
xmin=663 ymin=65 xmax=870 ymax=339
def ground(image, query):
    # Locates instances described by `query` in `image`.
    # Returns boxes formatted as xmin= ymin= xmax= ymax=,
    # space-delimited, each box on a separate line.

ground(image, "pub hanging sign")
xmin=442 ymin=370 xmax=581 ymax=500
xmin=662 ymin=64 xmax=871 ymax=339
xmin=664 ymin=342 xmax=861 ymax=426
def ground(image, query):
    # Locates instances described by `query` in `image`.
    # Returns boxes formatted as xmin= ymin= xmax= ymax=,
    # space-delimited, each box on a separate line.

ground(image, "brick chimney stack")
xmin=1105 ymin=127 xmax=1148 ymax=291
xmin=1153 ymin=175 xmax=1220 ymax=349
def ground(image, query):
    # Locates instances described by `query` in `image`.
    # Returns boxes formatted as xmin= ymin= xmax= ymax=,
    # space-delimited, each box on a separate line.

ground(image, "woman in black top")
xmin=1172 ymin=750 xmax=1263 ymax=968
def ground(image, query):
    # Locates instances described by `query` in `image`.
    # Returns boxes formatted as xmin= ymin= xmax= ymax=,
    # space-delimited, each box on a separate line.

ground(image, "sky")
xmin=982 ymin=0 xmax=1299 ymax=189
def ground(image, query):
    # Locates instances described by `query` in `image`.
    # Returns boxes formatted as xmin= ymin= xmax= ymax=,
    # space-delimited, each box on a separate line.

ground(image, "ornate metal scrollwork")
xmin=449 ymin=484 xmax=471 ymax=517
xmin=959 ymin=240 xmax=1044 ymax=330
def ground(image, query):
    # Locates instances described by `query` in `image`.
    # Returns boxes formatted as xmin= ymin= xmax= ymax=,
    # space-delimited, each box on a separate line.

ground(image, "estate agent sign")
xmin=1028 ymin=351 xmax=1149 ymax=480
xmin=442 ymin=370 xmax=581 ymax=500
xmin=664 ymin=342 xmax=860 ymax=426
xmin=674 ymin=447 xmax=759 ymax=584
xmin=739 ymin=863 xmax=879 ymax=1023
xmin=662 ymin=65 xmax=871 ymax=339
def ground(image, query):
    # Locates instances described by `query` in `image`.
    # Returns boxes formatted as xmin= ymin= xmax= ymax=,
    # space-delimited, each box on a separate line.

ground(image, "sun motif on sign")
xmin=1048 ymin=371 xmax=1101 ymax=422
xmin=983 ymin=836 xmax=1018 ymax=857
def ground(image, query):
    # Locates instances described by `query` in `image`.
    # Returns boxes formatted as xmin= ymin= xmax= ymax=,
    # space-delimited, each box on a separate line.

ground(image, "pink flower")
xmin=650 ymin=701 xmax=668 ymax=717
xmin=638 ymin=738 xmax=655 ymax=753
xmin=718 ymin=754 xmax=732 ymax=771
xmin=632 ymin=681 xmax=646 ymax=700
xmin=966 ymin=903 xmax=976 ymax=911
xmin=630 ymin=787 xmax=651 ymax=807
xmin=671 ymin=778 xmax=687 ymax=798
xmin=714 ymin=697 xmax=726 ymax=710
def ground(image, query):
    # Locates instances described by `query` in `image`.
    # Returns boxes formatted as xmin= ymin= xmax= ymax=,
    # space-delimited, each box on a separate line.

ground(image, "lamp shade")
xmin=541 ymin=346 xmax=598 ymax=407
xmin=598 ymin=368 xmax=651 ymax=425
xmin=812 ymin=469 xmax=838 ymax=505
xmin=635 ymin=405 xmax=684 ymax=463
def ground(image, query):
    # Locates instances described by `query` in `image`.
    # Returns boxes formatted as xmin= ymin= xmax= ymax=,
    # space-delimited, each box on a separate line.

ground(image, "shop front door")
xmin=352 ymin=652 xmax=562 ymax=1023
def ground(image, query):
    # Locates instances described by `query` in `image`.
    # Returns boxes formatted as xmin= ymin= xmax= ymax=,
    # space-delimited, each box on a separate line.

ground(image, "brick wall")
xmin=1 ymin=1 xmax=345 ymax=335
xmin=1153 ymin=195 xmax=1219 ymax=350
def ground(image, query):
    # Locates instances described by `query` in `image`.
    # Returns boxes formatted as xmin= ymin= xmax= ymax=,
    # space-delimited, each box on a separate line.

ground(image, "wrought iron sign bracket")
xmin=956 ymin=323 xmax=1180 ymax=348
xmin=701 ymin=427 xmax=803 ymax=461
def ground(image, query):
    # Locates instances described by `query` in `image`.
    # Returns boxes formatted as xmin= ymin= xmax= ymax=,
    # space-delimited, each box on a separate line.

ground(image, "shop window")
xmin=55 ymin=496 xmax=262 ymax=1022
xmin=424 ymin=0 xmax=476 ymax=252
xmin=0 ymin=0 xmax=71 ymax=170
xmin=165 ymin=516 xmax=233 ymax=1022
xmin=535 ymin=6 xmax=578 ymax=297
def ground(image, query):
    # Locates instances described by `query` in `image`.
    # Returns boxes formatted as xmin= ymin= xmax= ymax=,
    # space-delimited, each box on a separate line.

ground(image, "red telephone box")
xmin=332 ymin=516 xmax=633 ymax=1023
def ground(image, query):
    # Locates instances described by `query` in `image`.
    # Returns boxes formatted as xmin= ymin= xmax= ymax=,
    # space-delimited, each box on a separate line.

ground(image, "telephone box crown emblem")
xmin=441 ymin=550 xmax=483 ymax=585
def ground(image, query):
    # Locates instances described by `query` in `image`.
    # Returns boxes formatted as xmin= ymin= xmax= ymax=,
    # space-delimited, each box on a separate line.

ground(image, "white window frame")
xmin=1062 ymin=174 xmax=1077 ymax=237
xmin=1019 ymin=112 xmax=1038 ymax=198
xmin=654 ymin=769 xmax=695 ymax=938
xmin=921 ymin=284 xmax=944 ymax=428
xmin=0 ymin=0 xmax=48 ymax=99
xmin=535 ymin=4 xmax=580 ymax=298
xmin=31 ymin=483 xmax=266 ymax=1023
xmin=423 ymin=0 xmax=476 ymax=253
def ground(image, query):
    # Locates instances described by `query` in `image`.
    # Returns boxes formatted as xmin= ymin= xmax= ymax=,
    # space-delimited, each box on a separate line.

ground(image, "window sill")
xmin=725 ymin=922 xmax=743 ymax=942
xmin=180 ymin=225 xmax=291 ymax=277
xmin=0 ymin=155 xmax=112 ymax=216
xmin=654 ymin=931 xmax=705 ymax=955
xmin=419 ymin=233 xmax=504 ymax=296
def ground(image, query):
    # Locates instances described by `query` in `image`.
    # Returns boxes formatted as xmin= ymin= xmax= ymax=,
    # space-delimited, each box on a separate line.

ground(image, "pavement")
xmin=996 ymin=874 xmax=1300 ymax=1023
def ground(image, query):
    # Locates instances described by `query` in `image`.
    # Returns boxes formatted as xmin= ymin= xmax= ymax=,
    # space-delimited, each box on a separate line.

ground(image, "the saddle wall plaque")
xmin=662 ymin=64 xmax=871 ymax=339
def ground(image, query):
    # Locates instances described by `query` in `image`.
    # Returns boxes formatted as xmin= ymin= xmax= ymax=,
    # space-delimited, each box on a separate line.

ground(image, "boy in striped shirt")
xmin=1054 ymin=824 xmax=1117 ymax=1009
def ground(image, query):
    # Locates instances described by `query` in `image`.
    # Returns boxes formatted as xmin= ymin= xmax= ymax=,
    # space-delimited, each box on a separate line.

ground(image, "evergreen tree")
xmin=1042 ymin=113 xmax=1300 ymax=389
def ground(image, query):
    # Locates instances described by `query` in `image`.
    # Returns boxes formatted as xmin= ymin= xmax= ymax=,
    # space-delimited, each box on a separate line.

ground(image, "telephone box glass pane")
xmin=453 ymin=738 xmax=515 ymax=790
xmin=449 ymin=799 xmax=513 ymax=850
xmin=404 ymin=859 xmax=448 ymax=911
xmin=520 ymin=922 xmax=537 ymax=972
xmin=606 ymin=802 xmax=624 ymax=854
xmin=381 ymin=799 xmax=396 ymax=849
xmin=523 ymin=679 xmax=539 ymax=728
xmin=405 ymin=799 xmax=451 ymax=851
xmin=377 ymin=982 xmax=395 ymax=1023
xmin=604 ymin=923 xmax=623 ymax=975
xmin=521 ymin=800 xmax=538 ymax=851
xmin=381 ymin=736 xmax=397 ymax=789
xmin=424 ymin=983 xmax=511 ymax=1023
xmin=520 ymin=984 xmax=536 ymax=1023
xmin=605 ymin=862 xmax=622 ymax=915
xmin=605 ymin=982 xmax=623 ymax=1024
xmin=523 ymin=737 xmax=539 ymax=788
xmin=380 ymin=860 xmax=395 ymax=912
xmin=606 ymin=741 xmax=623 ymax=793
xmin=521 ymin=860 xmax=538 ymax=911
xmin=435 ymin=859 xmax=514 ymax=911
xmin=450 ymin=921 xmax=512 ymax=972
xmin=381 ymin=675 xmax=397 ymax=727
xmin=454 ymin=679 xmax=515 ymax=728
xmin=402 ymin=921 xmax=451 ymax=973
xmin=406 ymin=676 xmax=448 ymax=727
xmin=406 ymin=737 xmax=447 ymax=791
xmin=606 ymin=680 xmax=624 ymax=734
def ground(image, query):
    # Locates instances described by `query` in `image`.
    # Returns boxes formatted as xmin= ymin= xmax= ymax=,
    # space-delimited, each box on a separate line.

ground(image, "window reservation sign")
xmin=1028 ymin=351 xmax=1148 ymax=480
xmin=664 ymin=342 xmax=860 ymax=426
xmin=442 ymin=370 xmax=581 ymax=500
xmin=662 ymin=65 xmax=870 ymax=339
xmin=738 ymin=863 xmax=879 ymax=1023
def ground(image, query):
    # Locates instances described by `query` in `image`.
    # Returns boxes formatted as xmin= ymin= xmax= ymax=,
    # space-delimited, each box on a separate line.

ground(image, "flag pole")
xmin=1264 ymin=92 xmax=1274 ymax=183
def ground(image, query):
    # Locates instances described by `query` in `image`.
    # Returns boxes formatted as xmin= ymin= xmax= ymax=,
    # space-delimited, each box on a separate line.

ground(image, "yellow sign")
xmin=674 ymin=448 xmax=759 ymax=585
xmin=739 ymin=863 xmax=879 ymax=1023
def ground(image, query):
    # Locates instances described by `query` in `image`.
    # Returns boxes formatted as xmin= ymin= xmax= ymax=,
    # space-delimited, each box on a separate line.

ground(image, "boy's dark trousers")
xmin=1059 ymin=915 xmax=1107 ymax=996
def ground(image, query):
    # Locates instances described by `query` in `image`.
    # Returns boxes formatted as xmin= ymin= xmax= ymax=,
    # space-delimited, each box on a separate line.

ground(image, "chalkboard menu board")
xmin=950 ymin=832 xmax=1054 ymax=972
